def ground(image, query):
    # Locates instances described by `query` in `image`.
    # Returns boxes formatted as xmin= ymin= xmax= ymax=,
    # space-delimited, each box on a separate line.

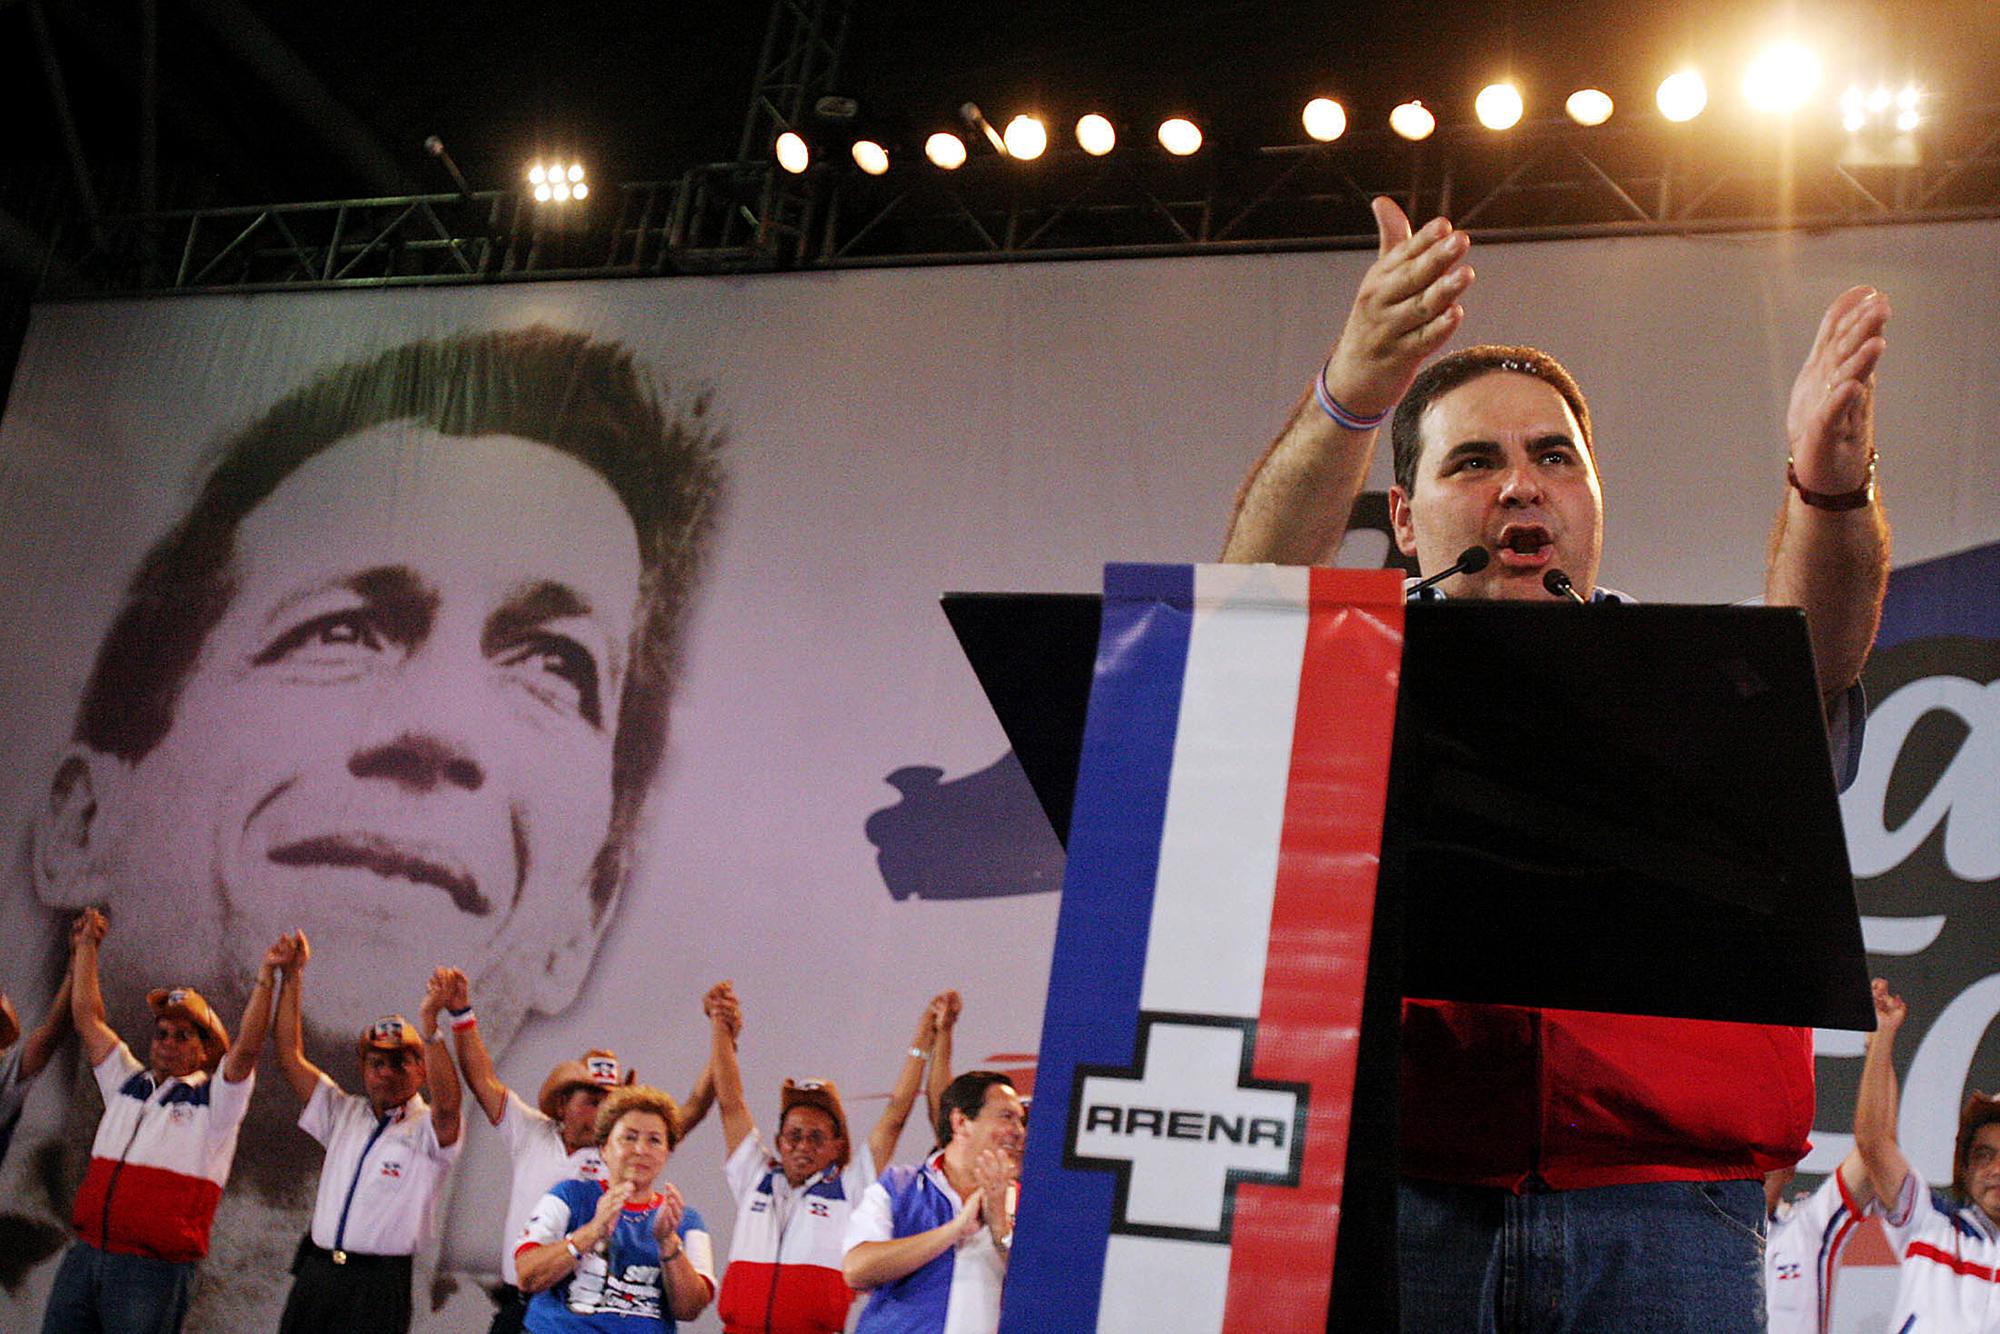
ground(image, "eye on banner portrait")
xmin=0 ymin=219 xmax=1995 ymax=1331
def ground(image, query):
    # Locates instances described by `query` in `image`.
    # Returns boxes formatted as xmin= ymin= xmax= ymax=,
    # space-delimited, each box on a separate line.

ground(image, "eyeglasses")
xmin=779 ymin=1129 xmax=834 ymax=1148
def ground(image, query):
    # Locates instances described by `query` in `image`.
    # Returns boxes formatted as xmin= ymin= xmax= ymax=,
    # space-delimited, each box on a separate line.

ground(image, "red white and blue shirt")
xmin=516 ymin=1178 xmax=714 ymax=1332
xmin=1766 ymin=1169 xmax=1865 ymax=1334
xmin=71 ymin=1042 xmax=254 ymax=1261
xmin=717 ymin=1133 xmax=875 ymax=1334
xmin=1879 ymin=1168 xmax=2000 ymax=1331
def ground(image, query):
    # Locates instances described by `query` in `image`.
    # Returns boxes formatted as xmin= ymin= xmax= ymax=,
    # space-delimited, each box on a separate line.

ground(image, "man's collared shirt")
xmin=299 ymin=1073 xmax=458 ymax=1257
xmin=718 ymin=1131 xmax=875 ymax=1334
xmin=71 ymin=1042 xmax=254 ymax=1261
xmin=1879 ymin=1168 xmax=2000 ymax=1330
xmin=845 ymin=1151 xmax=1007 ymax=1334
xmin=495 ymin=1089 xmax=605 ymax=1286
xmin=1765 ymin=1169 xmax=1865 ymax=1334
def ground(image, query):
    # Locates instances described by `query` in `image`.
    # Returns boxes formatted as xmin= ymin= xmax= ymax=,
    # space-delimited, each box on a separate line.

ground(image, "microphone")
xmin=1543 ymin=568 xmax=1587 ymax=604
xmin=1407 ymin=546 xmax=1490 ymax=597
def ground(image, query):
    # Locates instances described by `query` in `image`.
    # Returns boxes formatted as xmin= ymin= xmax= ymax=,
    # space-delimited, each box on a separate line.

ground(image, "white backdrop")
xmin=1 ymin=220 xmax=1996 ymax=1330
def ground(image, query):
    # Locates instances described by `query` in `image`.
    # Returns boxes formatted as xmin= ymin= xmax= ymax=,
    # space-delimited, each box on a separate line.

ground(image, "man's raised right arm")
xmin=442 ymin=970 xmax=509 ymax=1126
xmin=68 ymin=909 xmax=118 ymax=1066
xmin=274 ymin=929 xmax=328 ymax=1103
xmin=1854 ymin=977 xmax=1912 ymax=1211
xmin=1222 ymin=197 xmax=1474 ymax=565
xmin=705 ymin=981 xmax=753 ymax=1158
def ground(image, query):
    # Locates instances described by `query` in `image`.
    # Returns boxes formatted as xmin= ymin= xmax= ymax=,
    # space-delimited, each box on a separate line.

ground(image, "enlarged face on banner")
xmin=31 ymin=328 xmax=721 ymax=1054
xmin=50 ymin=426 xmax=637 ymax=1039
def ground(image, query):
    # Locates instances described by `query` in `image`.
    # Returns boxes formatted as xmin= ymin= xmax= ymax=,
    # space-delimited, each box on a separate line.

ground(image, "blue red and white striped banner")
xmin=1002 ymin=562 xmax=1405 ymax=1332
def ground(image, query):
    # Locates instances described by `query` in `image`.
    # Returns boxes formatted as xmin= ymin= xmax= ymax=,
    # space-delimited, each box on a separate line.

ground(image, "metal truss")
xmin=32 ymin=103 xmax=2000 ymax=297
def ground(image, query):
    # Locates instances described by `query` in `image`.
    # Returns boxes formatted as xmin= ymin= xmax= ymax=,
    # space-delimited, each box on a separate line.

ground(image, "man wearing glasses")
xmin=702 ymin=981 xmax=943 ymax=1334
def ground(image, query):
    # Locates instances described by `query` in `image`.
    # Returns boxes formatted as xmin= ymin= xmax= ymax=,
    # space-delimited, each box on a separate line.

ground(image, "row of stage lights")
xmin=773 ymin=45 xmax=1927 ymax=178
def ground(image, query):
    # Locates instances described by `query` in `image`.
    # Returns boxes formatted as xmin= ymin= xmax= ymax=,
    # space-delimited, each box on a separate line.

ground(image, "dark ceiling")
xmin=8 ymin=0 xmax=1994 ymax=218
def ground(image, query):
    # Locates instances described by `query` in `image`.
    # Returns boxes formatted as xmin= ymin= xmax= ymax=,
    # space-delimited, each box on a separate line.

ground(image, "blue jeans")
xmin=1397 ymin=1178 xmax=1767 ymax=1333
xmin=40 ymin=1241 xmax=196 ymax=1334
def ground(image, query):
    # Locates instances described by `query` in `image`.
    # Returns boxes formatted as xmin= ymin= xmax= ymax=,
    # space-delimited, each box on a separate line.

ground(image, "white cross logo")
xmin=1066 ymin=1012 xmax=1306 ymax=1243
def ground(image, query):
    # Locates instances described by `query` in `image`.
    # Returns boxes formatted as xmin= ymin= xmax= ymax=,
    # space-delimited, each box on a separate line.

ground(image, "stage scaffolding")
xmin=26 ymin=104 xmax=2000 ymax=298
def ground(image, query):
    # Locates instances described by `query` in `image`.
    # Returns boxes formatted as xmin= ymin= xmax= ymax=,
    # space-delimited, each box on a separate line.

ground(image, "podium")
xmin=950 ymin=565 xmax=1872 ymax=1332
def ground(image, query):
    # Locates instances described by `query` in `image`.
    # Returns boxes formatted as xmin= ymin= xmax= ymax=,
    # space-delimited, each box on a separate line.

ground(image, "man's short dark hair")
xmin=936 ymin=1070 xmax=1014 ymax=1147
xmin=71 ymin=324 xmax=724 ymax=919
xmin=1388 ymin=344 xmax=1594 ymax=494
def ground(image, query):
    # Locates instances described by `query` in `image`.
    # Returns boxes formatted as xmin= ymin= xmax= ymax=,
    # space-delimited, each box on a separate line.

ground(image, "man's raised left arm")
xmin=1765 ymin=285 xmax=1892 ymax=705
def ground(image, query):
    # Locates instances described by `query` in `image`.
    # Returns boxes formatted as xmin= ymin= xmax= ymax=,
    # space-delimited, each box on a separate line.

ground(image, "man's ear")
xmin=528 ymin=892 xmax=615 ymax=1016
xmin=32 ymin=748 xmax=128 ymax=910
xmin=1387 ymin=485 xmax=1420 ymax=559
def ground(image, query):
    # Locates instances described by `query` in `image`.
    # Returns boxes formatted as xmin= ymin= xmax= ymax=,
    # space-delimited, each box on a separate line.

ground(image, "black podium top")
xmin=944 ymin=591 xmax=1872 ymax=1032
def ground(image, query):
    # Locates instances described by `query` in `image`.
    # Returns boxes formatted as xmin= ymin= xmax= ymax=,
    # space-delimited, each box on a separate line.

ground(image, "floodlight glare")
xmin=1566 ymin=89 xmax=1614 ymax=126
xmin=1656 ymin=69 xmax=1708 ymax=122
xmin=1896 ymin=108 xmax=1921 ymax=133
xmin=1158 ymin=117 xmax=1203 ymax=155
xmin=1389 ymin=100 xmax=1436 ymax=141
xmin=1076 ymin=113 xmax=1117 ymax=155
xmin=567 ymin=163 xmax=584 ymax=183
xmin=1003 ymin=115 xmax=1048 ymax=161
xmin=1843 ymin=107 xmax=1868 ymax=133
xmin=1475 ymin=82 xmax=1524 ymax=130
xmin=925 ymin=132 xmax=968 ymax=169
xmin=529 ymin=164 xmax=547 ymax=185
xmin=573 ymin=182 xmax=589 ymax=200
xmin=775 ymin=131 xmax=810 ymax=174
xmin=1897 ymin=84 xmax=1920 ymax=111
xmin=852 ymin=139 xmax=890 ymax=175
xmin=1743 ymin=41 xmax=1821 ymax=115
xmin=533 ymin=182 xmax=553 ymax=202
xmin=1302 ymin=97 xmax=1347 ymax=142
xmin=552 ymin=182 xmax=571 ymax=202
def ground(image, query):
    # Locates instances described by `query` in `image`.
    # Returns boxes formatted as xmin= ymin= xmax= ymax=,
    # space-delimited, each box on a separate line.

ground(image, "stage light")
xmin=1897 ymin=84 xmax=1921 ymax=112
xmin=1868 ymin=86 xmax=1893 ymax=114
xmin=1389 ymin=100 xmax=1436 ymax=141
xmin=573 ymin=183 xmax=588 ymax=200
xmin=852 ymin=139 xmax=889 ymax=175
xmin=1003 ymin=115 xmax=1048 ymax=161
xmin=1896 ymin=107 xmax=1921 ymax=133
xmin=1566 ymin=89 xmax=1614 ymax=126
xmin=1475 ymin=82 xmax=1524 ymax=131
xmin=1743 ymin=41 xmax=1821 ymax=115
xmin=1076 ymin=113 xmax=1117 ymax=155
xmin=775 ymin=131 xmax=810 ymax=174
xmin=1656 ymin=69 xmax=1708 ymax=122
xmin=925 ymin=132 xmax=968 ymax=169
xmin=1158 ymin=117 xmax=1203 ymax=155
xmin=527 ymin=159 xmax=586 ymax=204
xmin=1302 ymin=97 xmax=1347 ymax=142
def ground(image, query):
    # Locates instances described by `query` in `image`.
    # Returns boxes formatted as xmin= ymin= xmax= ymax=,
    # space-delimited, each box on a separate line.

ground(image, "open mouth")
xmin=270 ymin=833 xmax=493 ymax=915
xmin=1495 ymin=524 xmax=1554 ymax=564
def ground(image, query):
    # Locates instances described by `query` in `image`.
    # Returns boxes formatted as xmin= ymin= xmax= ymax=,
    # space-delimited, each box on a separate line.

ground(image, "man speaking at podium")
xmin=1223 ymin=198 xmax=1890 ymax=1331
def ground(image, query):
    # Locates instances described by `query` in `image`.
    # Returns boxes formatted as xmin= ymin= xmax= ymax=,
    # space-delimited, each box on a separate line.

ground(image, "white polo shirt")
xmin=1766 ymin=1169 xmax=1864 ymax=1334
xmin=495 ymin=1089 xmax=605 ymax=1285
xmin=299 ymin=1074 xmax=459 ymax=1256
xmin=1879 ymin=1167 xmax=2000 ymax=1331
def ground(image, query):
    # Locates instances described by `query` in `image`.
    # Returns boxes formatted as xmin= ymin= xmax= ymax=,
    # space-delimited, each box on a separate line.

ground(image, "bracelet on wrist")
xmin=1312 ymin=363 xmax=1392 ymax=431
xmin=563 ymin=1235 xmax=583 ymax=1262
xmin=449 ymin=1008 xmax=478 ymax=1031
xmin=1786 ymin=454 xmax=1876 ymax=511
